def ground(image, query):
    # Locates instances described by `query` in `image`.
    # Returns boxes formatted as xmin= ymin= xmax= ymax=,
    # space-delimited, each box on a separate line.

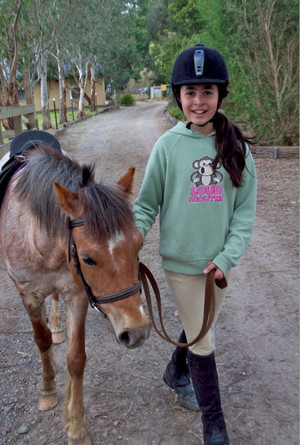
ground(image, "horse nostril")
xmin=118 ymin=324 xmax=150 ymax=349
xmin=119 ymin=331 xmax=130 ymax=346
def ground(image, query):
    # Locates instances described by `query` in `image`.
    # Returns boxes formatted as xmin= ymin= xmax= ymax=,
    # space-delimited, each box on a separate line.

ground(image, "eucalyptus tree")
xmin=147 ymin=0 xmax=204 ymax=83
xmin=0 ymin=0 xmax=24 ymax=129
xmin=199 ymin=0 xmax=299 ymax=145
xmin=58 ymin=0 xmax=129 ymax=116
xmin=18 ymin=0 xmax=58 ymax=129
xmin=61 ymin=2 xmax=97 ymax=117
xmin=90 ymin=0 xmax=143 ymax=99
xmin=146 ymin=0 xmax=299 ymax=145
xmin=122 ymin=0 xmax=154 ymax=85
xmin=47 ymin=0 xmax=78 ymax=123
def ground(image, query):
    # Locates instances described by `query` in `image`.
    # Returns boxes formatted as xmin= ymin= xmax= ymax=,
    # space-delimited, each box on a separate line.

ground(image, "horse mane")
xmin=14 ymin=145 xmax=134 ymax=240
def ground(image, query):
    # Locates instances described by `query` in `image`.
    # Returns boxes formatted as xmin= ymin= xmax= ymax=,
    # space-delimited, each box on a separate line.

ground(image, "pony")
xmin=0 ymin=145 xmax=150 ymax=445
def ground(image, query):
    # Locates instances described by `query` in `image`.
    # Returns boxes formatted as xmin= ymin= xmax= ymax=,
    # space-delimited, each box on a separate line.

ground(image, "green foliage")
xmin=168 ymin=0 xmax=206 ymax=35
xmin=0 ymin=0 xmax=298 ymax=144
xmin=118 ymin=93 xmax=136 ymax=106
xmin=210 ymin=0 xmax=299 ymax=145
xmin=146 ymin=0 xmax=169 ymax=41
xmin=147 ymin=0 xmax=206 ymax=84
xmin=146 ymin=0 xmax=299 ymax=145
xmin=149 ymin=35 xmax=188 ymax=83
xmin=166 ymin=101 xmax=185 ymax=121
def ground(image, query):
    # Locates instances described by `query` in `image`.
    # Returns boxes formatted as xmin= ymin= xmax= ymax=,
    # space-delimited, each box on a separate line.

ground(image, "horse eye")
xmin=82 ymin=257 xmax=97 ymax=266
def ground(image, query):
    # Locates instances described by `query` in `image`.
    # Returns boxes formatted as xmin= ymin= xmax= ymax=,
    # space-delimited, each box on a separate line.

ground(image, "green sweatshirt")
xmin=133 ymin=121 xmax=257 ymax=276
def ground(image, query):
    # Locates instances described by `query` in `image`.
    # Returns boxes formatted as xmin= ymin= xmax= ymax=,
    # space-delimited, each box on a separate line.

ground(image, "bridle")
xmin=68 ymin=217 xmax=227 ymax=347
xmin=68 ymin=217 xmax=141 ymax=314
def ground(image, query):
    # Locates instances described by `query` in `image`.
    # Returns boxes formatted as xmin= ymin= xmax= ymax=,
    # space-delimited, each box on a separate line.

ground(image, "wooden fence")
xmin=0 ymin=104 xmax=36 ymax=158
xmin=0 ymin=71 xmax=37 ymax=158
xmin=251 ymin=145 xmax=299 ymax=159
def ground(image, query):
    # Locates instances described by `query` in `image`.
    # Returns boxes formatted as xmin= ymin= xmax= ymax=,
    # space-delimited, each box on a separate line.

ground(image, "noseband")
xmin=68 ymin=218 xmax=141 ymax=313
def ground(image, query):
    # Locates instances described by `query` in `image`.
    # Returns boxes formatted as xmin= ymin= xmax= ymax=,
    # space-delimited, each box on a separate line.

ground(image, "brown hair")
xmin=212 ymin=111 xmax=251 ymax=188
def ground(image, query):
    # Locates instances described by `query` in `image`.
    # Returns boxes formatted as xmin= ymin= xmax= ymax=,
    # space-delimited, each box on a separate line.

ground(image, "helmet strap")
xmin=186 ymin=116 xmax=215 ymax=130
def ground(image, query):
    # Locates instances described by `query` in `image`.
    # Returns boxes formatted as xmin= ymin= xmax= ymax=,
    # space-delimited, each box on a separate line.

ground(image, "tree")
xmin=204 ymin=0 xmax=299 ymax=145
xmin=147 ymin=0 xmax=299 ymax=145
xmin=94 ymin=0 xmax=145 ymax=95
xmin=147 ymin=0 xmax=207 ymax=83
xmin=48 ymin=1 xmax=74 ymax=123
xmin=19 ymin=0 xmax=57 ymax=129
xmin=0 ymin=0 xmax=24 ymax=130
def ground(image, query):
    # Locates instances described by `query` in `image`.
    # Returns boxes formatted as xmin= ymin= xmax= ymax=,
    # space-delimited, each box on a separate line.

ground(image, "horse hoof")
xmin=38 ymin=394 xmax=58 ymax=411
xmin=68 ymin=436 xmax=92 ymax=445
xmin=52 ymin=331 xmax=65 ymax=344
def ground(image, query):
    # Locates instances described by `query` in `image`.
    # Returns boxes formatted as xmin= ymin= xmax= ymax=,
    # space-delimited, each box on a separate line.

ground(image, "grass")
xmin=36 ymin=106 xmax=107 ymax=129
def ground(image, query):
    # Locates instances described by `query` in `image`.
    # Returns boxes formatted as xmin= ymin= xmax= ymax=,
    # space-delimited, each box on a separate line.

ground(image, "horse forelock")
xmin=13 ymin=145 xmax=134 ymax=240
xmin=79 ymin=184 xmax=135 ymax=240
xmin=14 ymin=146 xmax=95 ymax=238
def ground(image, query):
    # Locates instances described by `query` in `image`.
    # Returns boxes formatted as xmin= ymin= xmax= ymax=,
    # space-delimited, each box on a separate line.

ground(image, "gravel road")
xmin=0 ymin=100 xmax=299 ymax=445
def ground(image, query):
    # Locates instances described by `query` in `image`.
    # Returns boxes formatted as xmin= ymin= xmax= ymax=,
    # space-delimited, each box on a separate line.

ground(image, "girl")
xmin=133 ymin=44 xmax=257 ymax=445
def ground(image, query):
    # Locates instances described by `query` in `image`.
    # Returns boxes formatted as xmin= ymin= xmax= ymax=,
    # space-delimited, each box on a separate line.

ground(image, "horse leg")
xmin=50 ymin=292 xmax=65 ymax=344
xmin=22 ymin=297 xmax=58 ymax=411
xmin=63 ymin=298 xmax=91 ymax=445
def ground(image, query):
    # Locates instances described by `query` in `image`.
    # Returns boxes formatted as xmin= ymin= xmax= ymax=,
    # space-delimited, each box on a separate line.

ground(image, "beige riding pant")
xmin=164 ymin=270 xmax=230 ymax=356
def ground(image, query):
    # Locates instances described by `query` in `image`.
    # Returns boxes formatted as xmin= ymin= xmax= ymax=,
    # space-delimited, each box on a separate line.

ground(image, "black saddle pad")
xmin=0 ymin=130 xmax=61 ymax=209
xmin=0 ymin=157 xmax=24 ymax=208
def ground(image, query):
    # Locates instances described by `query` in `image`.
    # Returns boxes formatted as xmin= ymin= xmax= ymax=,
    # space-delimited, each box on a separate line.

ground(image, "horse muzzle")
xmin=117 ymin=320 xmax=151 ymax=349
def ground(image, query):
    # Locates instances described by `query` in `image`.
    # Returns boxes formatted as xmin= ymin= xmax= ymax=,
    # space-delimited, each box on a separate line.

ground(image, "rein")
xmin=68 ymin=217 xmax=227 ymax=347
xmin=139 ymin=262 xmax=227 ymax=348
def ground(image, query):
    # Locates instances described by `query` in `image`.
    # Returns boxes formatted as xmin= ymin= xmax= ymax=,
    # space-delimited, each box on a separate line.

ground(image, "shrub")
xmin=118 ymin=93 xmax=136 ymax=106
xmin=166 ymin=102 xmax=185 ymax=121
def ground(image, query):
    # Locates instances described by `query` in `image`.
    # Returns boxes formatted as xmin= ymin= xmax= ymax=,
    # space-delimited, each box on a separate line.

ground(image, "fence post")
xmin=13 ymin=115 xmax=22 ymax=135
xmin=53 ymin=98 xmax=58 ymax=129
xmin=0 ymin=122 xmax=3 ymax=145
xmin=71 ymin=100 xmax=74 ymax=120
xmin=0 ymin=105 xmax=36 ymax=154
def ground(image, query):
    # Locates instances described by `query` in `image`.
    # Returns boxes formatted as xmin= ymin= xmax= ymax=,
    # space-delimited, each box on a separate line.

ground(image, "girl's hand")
xmin=203 ymin=262 xmax=224 ymax=280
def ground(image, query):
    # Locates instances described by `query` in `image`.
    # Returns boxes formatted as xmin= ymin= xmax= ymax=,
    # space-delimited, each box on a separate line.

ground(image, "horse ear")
xmin=53 ymin=181 xmax=80 ymax=217
xmin=117 ymin=166 xmax=135 ymax=195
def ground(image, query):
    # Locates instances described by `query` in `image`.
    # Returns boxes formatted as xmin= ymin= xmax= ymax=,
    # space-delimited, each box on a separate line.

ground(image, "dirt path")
xmin=0 ymin=101 xmax=299 ymax=445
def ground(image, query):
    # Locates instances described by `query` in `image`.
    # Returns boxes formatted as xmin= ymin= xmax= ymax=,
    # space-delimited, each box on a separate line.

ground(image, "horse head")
xmin=54 ymin=167 xmax=150 ymax=349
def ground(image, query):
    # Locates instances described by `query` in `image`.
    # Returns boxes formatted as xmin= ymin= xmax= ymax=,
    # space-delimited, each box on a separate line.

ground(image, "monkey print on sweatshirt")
xmin=189 ymin=156 xmax=224 ymax=203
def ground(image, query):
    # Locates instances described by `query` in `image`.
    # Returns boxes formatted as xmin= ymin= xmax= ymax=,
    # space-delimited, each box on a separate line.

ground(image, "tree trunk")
xmin=0 ymin=0 xmax=23 ymax=132
xmin=23 ymin=70 xmax=38 ymax=129
xmin=78 ymin=89 xmax=85 ymax=118
xmin=57 ymin=46 xmax=67 ymax=124
xmin=77 ymin=63 xmax=85 ymax=118
xmin=90 ymin=65 xmax=96 ymax=112
xmin=39 ymin=51 xmax=52 ymax=130
xmin=69 ymin=60 xmax=91 ymax=107
xmin=76 ymin=61 xmax=89 ymax=118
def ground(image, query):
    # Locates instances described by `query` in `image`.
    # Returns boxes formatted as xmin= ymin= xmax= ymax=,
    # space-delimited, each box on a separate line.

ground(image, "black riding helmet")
xmin=171 ymin=44 xmax=229 ymax=113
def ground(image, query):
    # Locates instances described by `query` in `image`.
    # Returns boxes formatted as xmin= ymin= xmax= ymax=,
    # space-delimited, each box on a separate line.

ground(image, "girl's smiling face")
xmin=179 ymin=84 xmax=219 ymax=135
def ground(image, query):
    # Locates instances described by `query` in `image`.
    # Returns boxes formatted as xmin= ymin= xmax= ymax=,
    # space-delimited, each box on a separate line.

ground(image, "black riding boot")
xmin=187 ymin=350 xmax=230 ymax=445
xmin=163 ymin=330 xmax=200 ymax=411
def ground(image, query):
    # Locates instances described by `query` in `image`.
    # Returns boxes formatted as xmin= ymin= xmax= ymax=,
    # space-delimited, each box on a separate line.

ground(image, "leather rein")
xmin=68 ymin=217 xmax=227 ymax=347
